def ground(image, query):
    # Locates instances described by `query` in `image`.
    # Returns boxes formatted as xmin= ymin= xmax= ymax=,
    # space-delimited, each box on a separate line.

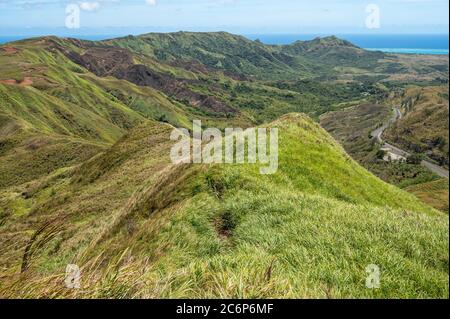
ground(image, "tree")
xmin=376 ymin=149 xmax=386 ymax=160
xmin=407 ymin=153 xmax=424 ymax=165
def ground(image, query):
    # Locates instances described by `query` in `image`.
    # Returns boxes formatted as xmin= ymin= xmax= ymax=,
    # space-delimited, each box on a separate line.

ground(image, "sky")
xmin=0 ymin=0 xmax=448 ymax=36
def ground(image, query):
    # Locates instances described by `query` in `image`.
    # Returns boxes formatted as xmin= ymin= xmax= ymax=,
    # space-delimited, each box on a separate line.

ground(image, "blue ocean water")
xmin=366 ymin=48 xmax=449 ymax=55
xmin=1 ymin=34 xmax=448 ymax=55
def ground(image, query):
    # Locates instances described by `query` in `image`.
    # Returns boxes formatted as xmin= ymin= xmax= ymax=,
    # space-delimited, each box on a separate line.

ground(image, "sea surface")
xmin=1 ymin=34 xmax=448 ymax=55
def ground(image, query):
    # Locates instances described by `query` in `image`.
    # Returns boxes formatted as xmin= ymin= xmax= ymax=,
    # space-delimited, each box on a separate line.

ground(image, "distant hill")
xmin=103 ymin=32 xmax=447 ymax=81
xmin=385 ymin=86 xmax=449 ymax=168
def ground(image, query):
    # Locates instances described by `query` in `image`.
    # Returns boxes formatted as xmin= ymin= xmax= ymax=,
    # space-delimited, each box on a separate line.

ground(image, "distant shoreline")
xmin=366 ymin=48 xmax=449 ymax=55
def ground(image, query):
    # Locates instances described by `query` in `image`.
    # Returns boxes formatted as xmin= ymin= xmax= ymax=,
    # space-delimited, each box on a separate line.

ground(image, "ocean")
xmin=0 ymin=34 xmax=448 ymax=55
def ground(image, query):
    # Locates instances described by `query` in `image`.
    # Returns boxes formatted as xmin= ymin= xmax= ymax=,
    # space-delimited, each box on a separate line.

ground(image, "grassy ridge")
xmin=0 ymin=84 xmax=125 ymax=143
xmin=0 ymin=115 xmax=446 ymax=298
xmin=105 ymin=32 xmax=448 ymax=82
xmin=0 ymin=36 xmax=240 ymax=190
xmin=0 ymin=33 xmax=448 ymax=299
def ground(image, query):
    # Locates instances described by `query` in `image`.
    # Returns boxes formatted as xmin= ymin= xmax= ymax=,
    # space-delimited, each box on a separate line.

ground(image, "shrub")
xmin=376 ymin=149 xmax=386 ymax=160
xmin=407 ymin=153 xmax=424 ymax=165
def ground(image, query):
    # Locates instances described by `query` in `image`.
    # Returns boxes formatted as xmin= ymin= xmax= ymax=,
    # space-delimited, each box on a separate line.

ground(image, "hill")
xmin=384 ymin=86 xmax=449 ymax=168
xmin=0 ymin=115 xmax=447 ymax=298
xmin=104 ymin=32 xmax=448 ymax=82
xmin=0 ymin=33 xmax=448 ymax=299
xmin=320 ymin=91 xmax=448 ymax=212
xmin=319 ymin=100 xmax=442 ymax=186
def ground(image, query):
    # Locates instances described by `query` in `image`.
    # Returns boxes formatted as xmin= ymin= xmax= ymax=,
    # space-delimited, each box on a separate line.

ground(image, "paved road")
xmin=372 ymin=107 xmax=402 ymax=144
xmin=372 ymin=107 xmax=449 ymax=179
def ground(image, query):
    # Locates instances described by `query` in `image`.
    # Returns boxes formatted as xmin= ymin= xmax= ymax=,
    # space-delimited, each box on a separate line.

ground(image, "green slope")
xmin=0 ymin=84 xmax=125 ymax=143
xmin=0 ymin=33 xmax=448 ymax=299
xmin=104 ymin=32 xmax=301 ymax=80
xmin=0 ymin=114 xmax=446 ymax=298
xmin=0 ymin=36 xmax=221 ymax=189
xmin=104 ymin=32 xmax=448 ymax=82
xmin=104 ymin=32 xmax=386 ymax=80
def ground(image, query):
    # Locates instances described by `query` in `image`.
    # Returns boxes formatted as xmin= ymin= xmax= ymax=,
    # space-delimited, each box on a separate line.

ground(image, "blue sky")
xmin=0 ymin=0 xmax=448 ymax=35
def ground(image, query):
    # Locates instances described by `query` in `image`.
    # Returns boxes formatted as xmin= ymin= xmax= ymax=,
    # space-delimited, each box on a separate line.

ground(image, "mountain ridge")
xmin=0 ymin=31 xmax=448 ymax=298
xmin=1 ymin=114 xmax=446 ymax=298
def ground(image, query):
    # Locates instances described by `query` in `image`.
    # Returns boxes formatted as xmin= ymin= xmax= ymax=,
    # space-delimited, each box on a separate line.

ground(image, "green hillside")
xmin=0 ymin=115 xmax=447 ymax=298
xmin=0 ymin=36 xmax=237 ymax=188
xmin=320 ymin=100 xmax=442 ymax=187
xmin=105 ymin=32 xmax=448 ymax=82
xmin=0 ymin=33 xmax=448 ymax=299
xmin=104 ymin=32 xmax=303 ymax=79
xmin=104 ymin=32 xmax=385 ymax=80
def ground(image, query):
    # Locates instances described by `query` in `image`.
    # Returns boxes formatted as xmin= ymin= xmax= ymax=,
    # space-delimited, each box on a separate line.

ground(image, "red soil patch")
xmin=1 ymin=47 xmax=19 ymax=55
xmin=20 ymin=77 xmax=33 ymax=86
xmin=0 ymin=79 xmax=18 ymax=85
xmin=0 ymin=77 xmax=33 ymax=86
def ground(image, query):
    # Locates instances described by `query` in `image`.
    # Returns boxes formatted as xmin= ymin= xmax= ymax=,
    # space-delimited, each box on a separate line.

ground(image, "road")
xmin=372 ymin=107 xmax=402 ymax=144
xmin=371 ymin=107 xmax=449 ymax=179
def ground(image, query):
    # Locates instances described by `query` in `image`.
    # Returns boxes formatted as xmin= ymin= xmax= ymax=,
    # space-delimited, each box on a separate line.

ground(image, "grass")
xmin=0 ymin=114 xmax=446 ymax=298
xmin=0 ymin=34 xmax=448 ymax=299
xmin=320 ymin=103 xmax=391 ymax=161
xmin=130 ymin=189 xmax=447 ymax=298
xmin=0 ymin=131 xmax=104 ymax=189
xmin=104 ymin=32 xmax=448 ymax=82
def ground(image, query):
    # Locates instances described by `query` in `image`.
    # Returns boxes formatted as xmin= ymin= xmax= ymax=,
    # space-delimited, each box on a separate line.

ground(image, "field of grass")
xmin=0 ymin=114 xmax=447 ymax=298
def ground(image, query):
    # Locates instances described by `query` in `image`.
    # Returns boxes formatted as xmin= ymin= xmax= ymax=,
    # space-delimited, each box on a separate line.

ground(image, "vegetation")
xmin=0 ymin=32 xmax=448 ymax=298
xmin=0 ymin=115 xmax=446 ymax=298
xmin=104 ymin=32 xmax=448 ymax=82
xmin=385 ymin=86 xmax=449 ymax=168
xmin=406 ymin=179 xmax=449 ymax=213
xmin=407 ymin=153 xmax=425 ymax=165
xmin=320 ymin=96 xmax=447 ymax=210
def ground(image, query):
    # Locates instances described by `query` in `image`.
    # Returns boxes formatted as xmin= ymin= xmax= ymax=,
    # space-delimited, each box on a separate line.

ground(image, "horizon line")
xmin=1 ymin=31 xmax=449 ymax=36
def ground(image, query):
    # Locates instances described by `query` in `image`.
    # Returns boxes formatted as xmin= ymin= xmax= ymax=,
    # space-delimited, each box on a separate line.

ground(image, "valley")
xmin=321 ymin=87 xmax=449 ymax=212
xmin=373 ymin=106 xmax=448 ymax=179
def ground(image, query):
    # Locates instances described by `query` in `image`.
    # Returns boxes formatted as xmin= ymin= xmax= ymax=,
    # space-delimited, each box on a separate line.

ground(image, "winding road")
xmin=372 ymin=107 xmax=449 ymax=179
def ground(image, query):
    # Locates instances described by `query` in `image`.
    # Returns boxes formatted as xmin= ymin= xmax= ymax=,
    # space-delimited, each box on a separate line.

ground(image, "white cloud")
xmin=145 ymin=0 xmax=157 ymax=7
xmin=79 ymin=1 xmax=100 ymax=11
